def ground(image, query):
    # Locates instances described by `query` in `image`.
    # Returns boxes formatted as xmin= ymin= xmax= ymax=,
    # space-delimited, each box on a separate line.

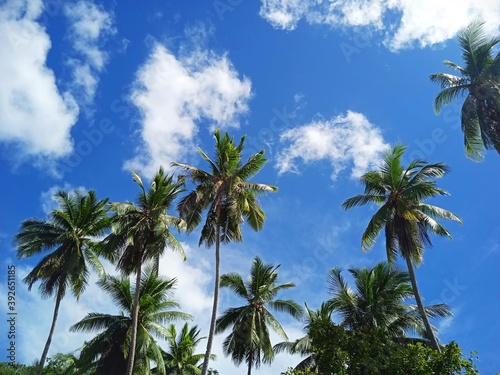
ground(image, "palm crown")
xmin=342 ymin=144 xmax=461 ymax=265
xmin=216 ymin=256 xmax=303 ymax=374
xmin=15 ymin=189 xmax=111 ymax=368
xmin=172 ymin=129 xmax=277 ymax=375
xmin=327 ymin=263 xmax=451 ymax=339
xmin=172 ymin=129 xmax=277 ymax=246
xmin=342 ymin=144 xmax=460 ymax=351
xmin=102 ymin=167 xmax=186 ymax=375
xmin=158 ymin=323 xmax=208 ymax=375
xmin=70 ymin=269 xmax=191 ymax=375
xmin=430 ymin=20 xmax=500 ymax=159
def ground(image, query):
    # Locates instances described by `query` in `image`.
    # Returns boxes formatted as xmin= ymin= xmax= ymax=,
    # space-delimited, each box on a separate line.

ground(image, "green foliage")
xmin=342 ymin=144 xmax=461 ymax=351
xmin=216 ymin=256 xmax=303 ymax=373
xmin=157 ymin=323 xmax=208 ymax=374
xmin=0 ymin=362 xmax=37 ymax=375
xmin=172 ymin=129 xmax=277 ymax=374
xmin=430 ymin=20 xmax=500 ymax=158
xmin=327 ymin=262 xmax=451 ymax=339
xmin=70 ymin=269 xmax=191 ymax=374
xmin=281 ymin=367 xmax=316 ymax=375
xmin=302 ymin=317 xmax=480 ymax=375
xmin=14 ymin=189 xmax=111 ymax=368
xmin=388 ymin=342 xmax=480 ymax=375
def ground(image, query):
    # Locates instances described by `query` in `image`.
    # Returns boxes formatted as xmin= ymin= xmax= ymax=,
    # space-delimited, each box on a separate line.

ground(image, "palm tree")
xmin=274 ymin=302 xmax=333 ymax=373
xmin=70 ymin=269 xmax=191 ymax=375
xmin=172 ymin=129 xmax=277 ymax=375
xmin=215 ymin=256 xmax=303 ymax=375
xmin=14 ymin=190 xmax=110 ymax=369
xmin=327 ymin=262 xmax=451 ymax=339
xmin=155 ymin=323 xmax=210 ymax=375
xmin=430 ymin=20 xmax=500 ymax=159
xmin=102 ymin=168 xmax=186 ymax=375
xmin=342 ymin=144 xmax=461 ymax=351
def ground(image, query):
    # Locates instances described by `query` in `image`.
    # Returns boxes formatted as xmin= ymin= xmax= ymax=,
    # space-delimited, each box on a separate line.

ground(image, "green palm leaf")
xmin=343 ymin=145 xmax=459 ymax=351
xmin=216 ymin=256 xmax=303 ymax=373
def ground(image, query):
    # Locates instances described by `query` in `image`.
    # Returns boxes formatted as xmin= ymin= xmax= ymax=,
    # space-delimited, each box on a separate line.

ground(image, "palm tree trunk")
xmin=153 ymin=253 xmax=160 ymax=276
xmin=404 ymin=256 xmax=441 ymax=352
xmin=126 ymin=260 xmax=143 ymax=375
xmin=201 ymin=227 xmax=221 ymax=375
xmin=247 ymin=352 xmax=252 ymax=375
xmin=39 ymin=286 xmax=64 ymax=369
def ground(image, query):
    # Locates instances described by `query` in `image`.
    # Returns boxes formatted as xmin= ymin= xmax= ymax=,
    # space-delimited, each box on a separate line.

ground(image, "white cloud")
xmin=386 ymin=0 xmax=500 ymax=50
xmin=259 ymin=0 xmax=500 ymax=50
xmin=40 ymin=184 xmax=87 ymax=215
xmin=64 ymin=0 xmax=115 ymax=103
xmin=259 ymin=0 xmax=309 ymax=30
xmin=159 ymin=243 xmax=213 ymax=318
xmin=125 ymin=43 xmax=252 ymax=178
xmin=276 ymin=110 xmax=388 ymax=179
xmin=0 ymin=0 xmax=78 ymax=159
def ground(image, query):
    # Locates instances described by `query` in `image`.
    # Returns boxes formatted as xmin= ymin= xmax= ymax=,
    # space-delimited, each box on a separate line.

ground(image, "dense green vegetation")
xmin=10 ymin=21 xmax=500 ymax=374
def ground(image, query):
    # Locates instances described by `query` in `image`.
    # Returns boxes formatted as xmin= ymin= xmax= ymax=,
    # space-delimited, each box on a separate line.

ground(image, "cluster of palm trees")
xmin=13 ymin=20 xmax=499 ymax=374
xmin=276 ymin=262 xmax=453 ymax=373
xmin=15 ymin=130 xmax=277 ymax=374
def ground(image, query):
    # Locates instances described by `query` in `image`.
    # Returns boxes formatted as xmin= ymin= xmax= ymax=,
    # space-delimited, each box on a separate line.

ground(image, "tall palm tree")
xmin=102 ymin=168 xmax=186 ymax=375
xmin=155 ymin=323 xmax=210 ymax=375
xmin=430 ymin=20 xmax=500 ymax=159
xmin=14 ymin=190 xmax=110 ymax=369
xmin=215 ymin=256 xmax=303 ymax=375
xmin=342 ymin=144 xmax=461 ymax=351
xmin=327 ymin=262 xmax=451 ymax=339
xmin=172 ymin=129 xmax=277 ymax=375
xmin=70 ymin=269 xmax=191 ymax=375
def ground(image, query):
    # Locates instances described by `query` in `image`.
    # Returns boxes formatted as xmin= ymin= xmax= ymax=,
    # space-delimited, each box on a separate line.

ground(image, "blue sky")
xmin=1 ymin=0 xmax=500 ymax=373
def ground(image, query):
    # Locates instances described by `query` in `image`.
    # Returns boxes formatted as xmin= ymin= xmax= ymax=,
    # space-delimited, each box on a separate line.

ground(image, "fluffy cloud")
xmin=259 ymin=0 xmax=500 ymax=50
xmin=259 ymin=0 xmax=310 ymax=30
xmin=0 ymin=0 xmax=78 ymax=158
xmin=276 ymin=110 xmax=388 ymax=179
xmin=64 ymin=0 xmax=115 ymax=103
xmin=125 ymin=44 xmax=252 ymax=178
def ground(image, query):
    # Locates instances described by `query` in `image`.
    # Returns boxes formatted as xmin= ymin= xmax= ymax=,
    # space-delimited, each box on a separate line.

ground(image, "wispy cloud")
xmin=64 ymin=0 xmax=115 ymax=104
xmin=276 ymin=110 xmax=388 ymax=180
xmin=0 ymin=0 xmax=78 ymax=160
xmin=40 ymin=184 xmax=88 ymax=215
xmin=125 ymin=40 xmax=252 ymax=178
xmin=259 ymin=0 xmax=500 ymax=50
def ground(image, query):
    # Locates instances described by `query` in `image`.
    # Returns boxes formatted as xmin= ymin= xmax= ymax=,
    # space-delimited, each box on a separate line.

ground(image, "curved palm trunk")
xmin=39 ymin=286 xmax=64 ymax=368
xmin=201 ymin=228 xmax=221 ymax=375
xmin=126 ymin=260 xmax=143 ymax=375
xmin=404 ymin=256 xmax=441 ymax=352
